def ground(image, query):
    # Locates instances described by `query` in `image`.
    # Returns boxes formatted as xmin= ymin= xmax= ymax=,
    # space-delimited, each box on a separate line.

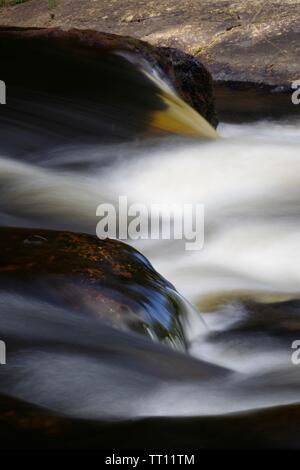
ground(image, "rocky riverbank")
xmin=1 ymin=0 xmax=299 ymax=118
xmin=1 ymin=0 xmax=299 ymax=87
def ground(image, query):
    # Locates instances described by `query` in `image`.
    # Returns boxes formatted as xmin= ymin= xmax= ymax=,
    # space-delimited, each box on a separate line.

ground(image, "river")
xmin=0 ymin=57 xmax=300 ymax=447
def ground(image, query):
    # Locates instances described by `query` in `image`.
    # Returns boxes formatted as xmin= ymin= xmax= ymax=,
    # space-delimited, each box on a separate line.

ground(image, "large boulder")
xmin=0 ymin=26 xmax=217 ymax=129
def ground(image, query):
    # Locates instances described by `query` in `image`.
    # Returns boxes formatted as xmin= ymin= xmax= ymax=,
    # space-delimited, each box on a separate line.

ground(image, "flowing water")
xmin=1 ymin=55 xmax=300 ymax=444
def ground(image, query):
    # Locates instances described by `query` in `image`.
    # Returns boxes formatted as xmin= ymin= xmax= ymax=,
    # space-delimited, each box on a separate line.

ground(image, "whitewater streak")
xmin=1 ymin=120 xmax=300 ymax=418
xmin=0 ymin=120 xmax=300 ymax=304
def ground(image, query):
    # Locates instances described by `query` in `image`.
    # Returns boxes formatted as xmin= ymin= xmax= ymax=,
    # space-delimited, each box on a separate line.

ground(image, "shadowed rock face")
xmin=0 ymin=227 xmax=189 ymax=347
xmin=0 ymin=26 xmax=217 ymax=129
xmin=1 ymin=394 xmax=300 ymax=449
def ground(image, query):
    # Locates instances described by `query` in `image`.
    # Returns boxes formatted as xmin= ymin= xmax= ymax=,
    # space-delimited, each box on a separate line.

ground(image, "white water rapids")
xmin=1 ymin=117 xmax=300 ymax=421
xmin=1 ymin=119 xmax=300 ymax=305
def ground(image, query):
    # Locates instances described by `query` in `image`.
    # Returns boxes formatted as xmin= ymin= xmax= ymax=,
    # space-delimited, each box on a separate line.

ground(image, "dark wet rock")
xmin=1 ymin=393 xmax=300 ymax=449
xmin=0 ymin=26 xmax=217 ymax=129
xmin=0 ymin=227 xmax=190 ymax=347
xmin=214 ymin=81 xmax=300 ymax=122
xmin=157 ymin=47 xmax=218 ymax=127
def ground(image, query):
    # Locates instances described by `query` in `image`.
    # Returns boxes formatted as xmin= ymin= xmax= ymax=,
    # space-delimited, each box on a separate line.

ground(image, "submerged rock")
xmin=1 ymin=394 xmax=300 ymax=449
xmin=0 ymin=227 xmax=190 ymax=348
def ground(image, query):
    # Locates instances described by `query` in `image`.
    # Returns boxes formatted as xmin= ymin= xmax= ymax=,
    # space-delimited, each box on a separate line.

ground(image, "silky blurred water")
xmin=1 ymin=44 xmax=300 ymax=426
xmin=1 ymin=116 xmax=300 ymax=422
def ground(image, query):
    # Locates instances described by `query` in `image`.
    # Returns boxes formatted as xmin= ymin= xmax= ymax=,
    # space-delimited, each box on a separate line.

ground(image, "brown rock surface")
xmin=0 ymin=0 xmax=299 ymax=87
xmin=0 ymin=227 xmax=189 ymax=346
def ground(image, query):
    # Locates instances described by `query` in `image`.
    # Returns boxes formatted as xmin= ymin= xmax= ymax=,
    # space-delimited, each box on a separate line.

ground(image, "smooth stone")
xmin=0 ymin=227 xmax=190 ymax=348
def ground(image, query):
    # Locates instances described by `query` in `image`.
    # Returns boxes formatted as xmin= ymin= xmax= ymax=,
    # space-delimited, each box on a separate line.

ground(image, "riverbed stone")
xmin=0 ymin=227 xmax=189 ymax=347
